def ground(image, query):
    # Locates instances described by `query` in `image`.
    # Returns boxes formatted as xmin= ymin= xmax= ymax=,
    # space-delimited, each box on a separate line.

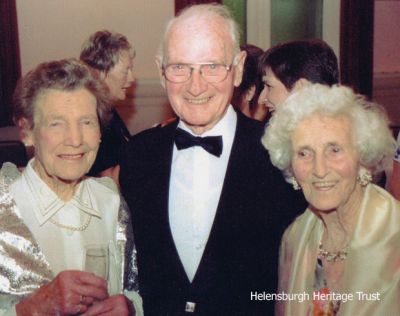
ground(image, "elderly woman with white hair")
xmin=262 ymin=84 xmax=400 ymax=315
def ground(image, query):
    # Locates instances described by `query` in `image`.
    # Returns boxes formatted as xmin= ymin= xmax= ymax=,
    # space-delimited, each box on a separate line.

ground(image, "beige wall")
xmin=16 ymin=0 xmax=175 ymax=135
xmin=372 ymin=1 xmax=400 ymax=127
xmin=16 ymin=0 xmax=174 ymax=80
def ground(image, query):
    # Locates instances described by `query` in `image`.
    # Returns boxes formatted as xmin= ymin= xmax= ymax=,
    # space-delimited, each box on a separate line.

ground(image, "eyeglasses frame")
xmin=162 ymin=61 xmax=235 ymax=84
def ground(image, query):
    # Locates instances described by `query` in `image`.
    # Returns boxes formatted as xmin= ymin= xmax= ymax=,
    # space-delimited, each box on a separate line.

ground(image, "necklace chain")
xmin=318 ymin=242 xmax=348 ymax=262
xmin=49 ymin=213 xmax=92 ymax=232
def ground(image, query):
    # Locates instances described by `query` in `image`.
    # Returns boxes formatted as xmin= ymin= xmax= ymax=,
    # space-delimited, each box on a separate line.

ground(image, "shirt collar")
xmin=22 ymin=159 xmax=102 ymax=226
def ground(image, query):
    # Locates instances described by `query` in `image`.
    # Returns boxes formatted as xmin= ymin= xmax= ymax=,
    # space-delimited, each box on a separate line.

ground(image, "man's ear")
xmin=17 ymin=118 xmax=34 ymax=147
xmin=293 ymin=78 xmax=311 ymax=91
xmin=233 ymin=50 xmax=247 ymax=87
xmin=155 ymin=57 xmax=166 ymax=89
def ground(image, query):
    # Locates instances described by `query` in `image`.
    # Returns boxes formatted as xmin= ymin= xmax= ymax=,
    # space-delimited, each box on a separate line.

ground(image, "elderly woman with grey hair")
xmin=0 ymin=59 xmax=142 ymax=315
xmin=262 ymin=84 xmax=400 ymax=315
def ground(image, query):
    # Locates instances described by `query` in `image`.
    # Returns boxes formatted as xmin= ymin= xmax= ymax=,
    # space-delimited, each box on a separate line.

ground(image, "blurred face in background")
xmin=102 ymin=50 xmax=135 ymax=102
xmin=260 ymin=67 xmax=291 ymax=114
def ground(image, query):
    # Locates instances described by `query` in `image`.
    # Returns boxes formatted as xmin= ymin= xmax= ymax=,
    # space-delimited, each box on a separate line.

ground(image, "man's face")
xmin=159 ymin=16 xmax=245 ymax=135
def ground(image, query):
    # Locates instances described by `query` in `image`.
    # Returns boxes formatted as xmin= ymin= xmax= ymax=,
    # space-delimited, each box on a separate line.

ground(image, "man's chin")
xmin=182 ymin=120 xmax=218 ymax=135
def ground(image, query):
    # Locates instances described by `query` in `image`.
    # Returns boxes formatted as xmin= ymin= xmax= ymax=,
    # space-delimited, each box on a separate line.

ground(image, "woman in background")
xmin=80 ymin=30 xmax=135 ymax=177
xmin=263 ymin=84 xmax=399 ymax=315
xmin=258 ymin=39 xmax=339 ymax=115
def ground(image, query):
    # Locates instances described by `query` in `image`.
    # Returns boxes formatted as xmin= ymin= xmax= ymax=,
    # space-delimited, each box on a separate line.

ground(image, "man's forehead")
xmin=169 ymin=14 xmax=231 ymax=42
xmin=165 ymin=17 xmax=233 ymax=62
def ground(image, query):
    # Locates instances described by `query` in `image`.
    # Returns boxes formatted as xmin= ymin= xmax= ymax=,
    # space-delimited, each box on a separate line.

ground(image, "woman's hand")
xmin=16 ymin=270 xmax=108 ymax=315
xmin=82 ymin=294 xmax=135 ymax=316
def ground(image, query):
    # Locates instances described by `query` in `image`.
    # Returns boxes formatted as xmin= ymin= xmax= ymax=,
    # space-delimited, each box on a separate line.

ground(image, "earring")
xmin=290 ymin=177 xmax=301 ymax=190
xmin=357 ymin=169 xmax=372 ymax=187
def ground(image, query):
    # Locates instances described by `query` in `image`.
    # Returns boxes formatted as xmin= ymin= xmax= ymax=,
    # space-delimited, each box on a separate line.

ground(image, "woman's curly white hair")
xmin=262 ymin=84 xmax=396 ymax=179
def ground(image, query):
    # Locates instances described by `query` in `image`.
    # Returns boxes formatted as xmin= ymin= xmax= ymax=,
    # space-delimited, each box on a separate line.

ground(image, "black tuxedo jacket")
xmin=120 ymin=112 xmax=305 ymax=315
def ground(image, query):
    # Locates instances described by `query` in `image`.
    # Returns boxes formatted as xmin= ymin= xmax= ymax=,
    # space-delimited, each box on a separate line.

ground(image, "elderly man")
xmin=120 ymin=4 xmax=304 ymax=315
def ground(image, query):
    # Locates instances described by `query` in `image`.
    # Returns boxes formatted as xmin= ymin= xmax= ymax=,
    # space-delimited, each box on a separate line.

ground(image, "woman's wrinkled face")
xmin=291 ymin=113 xmax=362 ymax=212
xmin=103 ymin=50 xmax=135 ymax=101
xmin=27 ymin=88 xmax=101 ymax=189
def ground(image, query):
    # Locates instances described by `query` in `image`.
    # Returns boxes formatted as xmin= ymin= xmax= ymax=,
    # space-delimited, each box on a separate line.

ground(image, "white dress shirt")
xmin=169 ymin=105 xmax=237 ymax=282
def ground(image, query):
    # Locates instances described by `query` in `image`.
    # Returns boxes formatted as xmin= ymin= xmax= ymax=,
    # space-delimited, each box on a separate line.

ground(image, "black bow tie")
xmin=174 ymin=128 xmax=223 ymax=157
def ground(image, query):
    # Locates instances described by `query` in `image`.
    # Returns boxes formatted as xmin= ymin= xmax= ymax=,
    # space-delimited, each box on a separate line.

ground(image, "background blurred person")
xmin=263 ymin=84 xmax=399 ymax=315
xmin=231 ymin=44 xmax=268 ymax=121
xmin=0 ymin=59 xmax=141 ymax=315
xmin=80 ymin=30 xmax=135 ymax=177
xmin=258 ymin=39 xmax=339 ymax=115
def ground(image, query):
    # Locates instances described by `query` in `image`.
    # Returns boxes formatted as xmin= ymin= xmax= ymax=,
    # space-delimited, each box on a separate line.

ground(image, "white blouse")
xmin=10 ymin=160 xmax=120 ymax=286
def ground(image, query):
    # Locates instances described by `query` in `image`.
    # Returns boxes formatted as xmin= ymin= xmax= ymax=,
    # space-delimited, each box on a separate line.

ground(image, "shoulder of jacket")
xmin=133 ymin=120 xmax=172 ymax=138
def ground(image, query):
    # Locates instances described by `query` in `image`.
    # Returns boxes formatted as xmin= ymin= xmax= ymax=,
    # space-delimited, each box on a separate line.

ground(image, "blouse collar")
xmin=23 ymin=159 xmax=101 ymax=226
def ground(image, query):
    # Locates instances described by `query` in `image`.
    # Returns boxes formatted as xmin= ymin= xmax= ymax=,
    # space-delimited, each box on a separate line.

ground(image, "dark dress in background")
xmin=88 ymin=109 xmax=130 ymax=176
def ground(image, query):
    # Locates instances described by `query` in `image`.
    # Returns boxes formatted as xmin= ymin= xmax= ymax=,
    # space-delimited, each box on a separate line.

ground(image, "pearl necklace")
xmin=49 ymin=213 xmax=92 ymax=232
xmin=318 ymin=242 xmax=348 ymax=262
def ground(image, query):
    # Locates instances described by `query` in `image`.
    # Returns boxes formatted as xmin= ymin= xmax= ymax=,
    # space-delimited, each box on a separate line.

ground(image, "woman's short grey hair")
xmin=13 ymin=58 xmax=110 ymax=129
xmin=262 ymin=84 xmax=396 ymax=178
xmin=157 ymin=3 xmax=241 ymax=65
xmin=80 ymin=30 xmax=134 ymax=73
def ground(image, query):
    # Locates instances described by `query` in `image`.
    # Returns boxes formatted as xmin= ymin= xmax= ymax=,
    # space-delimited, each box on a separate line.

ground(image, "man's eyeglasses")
xmin=162 ymin=63 xmax=233 ymax=84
